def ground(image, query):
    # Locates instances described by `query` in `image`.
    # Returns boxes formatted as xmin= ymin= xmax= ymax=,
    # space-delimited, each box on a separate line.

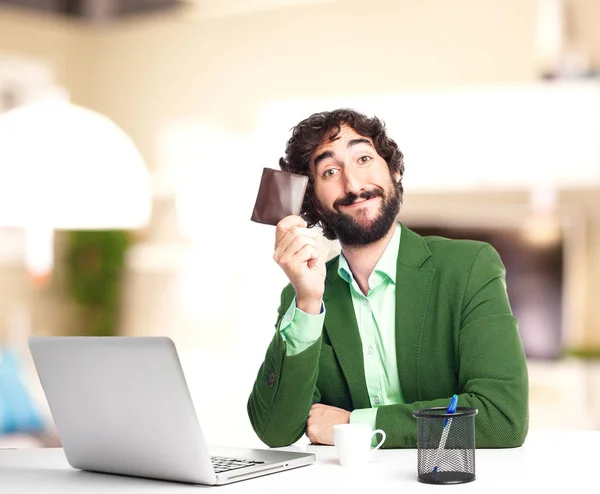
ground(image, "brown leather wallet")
xmin=251 ymin=168 xmax=309 ymax=226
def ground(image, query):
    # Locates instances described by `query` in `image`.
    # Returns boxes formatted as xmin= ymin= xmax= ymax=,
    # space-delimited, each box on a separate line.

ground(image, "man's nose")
xmin=341 ymin=166 xmax=363 ymax=194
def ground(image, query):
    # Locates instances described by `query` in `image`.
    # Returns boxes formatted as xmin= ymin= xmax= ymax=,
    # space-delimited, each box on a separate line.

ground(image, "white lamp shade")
xmin=0 ymin=97 xmax=151 ymax=229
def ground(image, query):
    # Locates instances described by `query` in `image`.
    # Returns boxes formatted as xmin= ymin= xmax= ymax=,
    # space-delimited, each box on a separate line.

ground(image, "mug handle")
xmin=370 ymin=429 xmax=386 ymax=451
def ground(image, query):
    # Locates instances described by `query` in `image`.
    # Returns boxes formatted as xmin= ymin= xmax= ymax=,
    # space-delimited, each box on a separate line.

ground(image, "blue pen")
xmin=433 ymin=394 xmax=458 ymax=473
xmin=443 ymin=394 xmax=458 ymax=426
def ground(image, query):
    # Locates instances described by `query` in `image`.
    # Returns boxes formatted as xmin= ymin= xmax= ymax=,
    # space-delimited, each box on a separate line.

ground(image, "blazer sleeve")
xmin=455 ymin=243 xmax=529 ymax=447
xmin=247 ymin=284 xmax=322 ymax=447
xmin=375 ymin=243 xmax=529 ymax=448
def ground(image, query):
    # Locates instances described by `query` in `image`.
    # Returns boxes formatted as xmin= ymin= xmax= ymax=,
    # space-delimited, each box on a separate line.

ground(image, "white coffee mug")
xmin=333 ymin=423 xmax=386 ymax=467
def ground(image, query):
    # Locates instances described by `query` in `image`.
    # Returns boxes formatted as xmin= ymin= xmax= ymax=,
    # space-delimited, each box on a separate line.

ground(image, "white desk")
xmin=0 ymin=431 xmax=596 ymax=493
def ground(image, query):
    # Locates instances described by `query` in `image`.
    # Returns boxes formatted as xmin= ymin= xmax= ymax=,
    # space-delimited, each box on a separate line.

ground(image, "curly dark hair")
xmin=279 ymin=108 xmax=405 ymax=240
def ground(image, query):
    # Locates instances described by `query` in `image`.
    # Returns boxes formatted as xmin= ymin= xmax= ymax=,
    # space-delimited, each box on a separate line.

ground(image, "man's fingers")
xmin=292 ymin=244 xmax=319 ymax=266
xmin=273 ymin=215 xmax=326 ymax=302
xmin=274 ymin=234 xmax=318 ymax=264
xmin=306 ymin=410 xmax=331 ymax=446
xmin=275 ymin=226 xmax=319 ymax=254
xmin=277 ymin=215 xmax=307 ymax=231
xmin=307 ymin=404 xmax=324 ymax=421
xmin=275 ymin=216 xmax=307 ymax=246
xmin=305 ymin=419 xmax=321 ymax=445
xmin=306 ymin=428 xmax=320 ymax=445
xmin=285 ymin=244 xmax=325 ymax=278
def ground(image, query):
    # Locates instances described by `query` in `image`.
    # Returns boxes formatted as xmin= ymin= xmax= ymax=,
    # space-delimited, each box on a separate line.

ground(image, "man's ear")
xmin=393 ymin=171 xmax=402 ymax=183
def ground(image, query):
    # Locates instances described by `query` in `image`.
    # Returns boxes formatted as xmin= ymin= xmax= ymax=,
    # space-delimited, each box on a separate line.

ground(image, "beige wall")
xmin=1 ymin=0 xmax=539 ymax=164
xmin=0 ymin=8 xmax=93 ymax=103
xmin=569 ymin=0 xmax=600 ymax=70
xmin=74 ymin=0 xmax=540 ymax=167
xmin=401 ymin=189 xmax=600 ymax=349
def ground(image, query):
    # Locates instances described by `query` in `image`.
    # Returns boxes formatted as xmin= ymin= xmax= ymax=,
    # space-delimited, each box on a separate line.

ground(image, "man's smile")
xmin=340 ymin=196 xmax=379 ymax=209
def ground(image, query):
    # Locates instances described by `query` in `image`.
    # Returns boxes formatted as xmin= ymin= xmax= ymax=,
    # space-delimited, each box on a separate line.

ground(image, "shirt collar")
xmin=338 ymin=222 xmax=401 ymax=286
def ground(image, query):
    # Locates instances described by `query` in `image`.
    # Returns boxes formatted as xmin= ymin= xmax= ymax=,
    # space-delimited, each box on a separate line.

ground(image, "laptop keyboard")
xmin=210 ymin=456 xmax=265 ymax=473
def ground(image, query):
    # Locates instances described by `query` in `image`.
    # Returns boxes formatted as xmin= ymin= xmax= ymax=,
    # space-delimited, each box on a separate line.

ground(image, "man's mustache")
xmin=334 ymin=188 xmax=384 ymax=209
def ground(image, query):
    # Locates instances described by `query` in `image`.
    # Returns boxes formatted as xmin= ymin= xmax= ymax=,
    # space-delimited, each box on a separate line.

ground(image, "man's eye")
xmin=323 ymin=169 xmax=338 ymax=178
xmin=358 ymin=156 xmax=372 ymax=164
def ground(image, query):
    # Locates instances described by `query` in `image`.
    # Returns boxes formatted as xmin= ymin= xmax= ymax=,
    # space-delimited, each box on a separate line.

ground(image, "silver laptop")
xmin=28 ymin=336 xmax=315 ymax=485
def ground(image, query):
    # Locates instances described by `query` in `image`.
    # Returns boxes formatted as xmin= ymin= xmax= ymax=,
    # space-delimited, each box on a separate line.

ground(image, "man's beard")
xmin=318 ymin=181 xmax=402 ymax=247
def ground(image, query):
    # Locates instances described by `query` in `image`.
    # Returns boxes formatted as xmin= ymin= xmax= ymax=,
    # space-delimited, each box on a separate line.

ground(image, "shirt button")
xmin=362 ymin=299 xmax=368 ymax=307
xmin=267 ymin=373 xmax=276 ymax=387
xmin=367 ymin=346 xmax=374 ymax=355
xmin=373 ymin=396 xmax=380 ymax=405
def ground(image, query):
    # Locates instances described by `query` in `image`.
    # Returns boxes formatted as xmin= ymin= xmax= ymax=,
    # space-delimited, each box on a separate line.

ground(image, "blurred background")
xmin=0 ymin=0 xmax=598 ymax=449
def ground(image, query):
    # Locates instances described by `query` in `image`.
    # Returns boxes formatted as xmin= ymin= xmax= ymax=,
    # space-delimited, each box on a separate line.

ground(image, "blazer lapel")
xmin=322 ymin=223 xmax=435 ymax=409
xmin=323 ymin=263 xmax=371 ymax=410
xmin=395 ymin=223 xmax=435 ymax=402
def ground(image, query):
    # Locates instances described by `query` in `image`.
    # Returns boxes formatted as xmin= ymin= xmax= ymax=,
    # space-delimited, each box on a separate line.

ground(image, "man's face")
xmin=310 ymin=125 xmax=402 ymax=246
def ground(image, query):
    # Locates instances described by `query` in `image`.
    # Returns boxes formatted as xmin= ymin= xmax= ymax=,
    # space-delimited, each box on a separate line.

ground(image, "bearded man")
xmin=247 ymin=109 xmax=529 ymax=449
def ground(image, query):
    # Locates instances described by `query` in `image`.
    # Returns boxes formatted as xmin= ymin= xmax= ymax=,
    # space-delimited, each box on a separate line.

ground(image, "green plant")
xmin=564 ymin=347 xmax=600 ymax=359
xmin=65 ymin=230 xmax=130 ymax=337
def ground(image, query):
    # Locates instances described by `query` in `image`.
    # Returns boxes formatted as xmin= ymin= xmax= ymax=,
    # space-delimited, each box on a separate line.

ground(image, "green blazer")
xmin=247 ymin=223 xmax=529 ymax=448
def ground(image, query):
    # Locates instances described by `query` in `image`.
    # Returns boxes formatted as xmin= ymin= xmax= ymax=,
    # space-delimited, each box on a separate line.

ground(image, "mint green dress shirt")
xmin=278 ymin=223 xmax=405 ymax=431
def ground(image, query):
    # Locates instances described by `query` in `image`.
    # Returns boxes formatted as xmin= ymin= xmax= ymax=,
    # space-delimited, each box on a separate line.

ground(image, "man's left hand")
xmin=306 ymin=403 xmax=351 ymax=445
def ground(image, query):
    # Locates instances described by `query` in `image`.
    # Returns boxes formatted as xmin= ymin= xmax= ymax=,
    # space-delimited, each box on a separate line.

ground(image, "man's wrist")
xmin=296 ymin=298 xmax=323 ymax=315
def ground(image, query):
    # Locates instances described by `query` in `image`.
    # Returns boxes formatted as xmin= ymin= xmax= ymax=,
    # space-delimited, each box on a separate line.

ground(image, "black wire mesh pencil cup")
xmin=412 ymin=406 xmax=478 ymax=484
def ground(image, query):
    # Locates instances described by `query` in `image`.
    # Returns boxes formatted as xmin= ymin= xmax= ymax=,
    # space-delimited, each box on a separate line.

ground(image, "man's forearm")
xmin=376 ymin=381 xmax=528 ymax=449
xmin=247 ymin=332 xmax=322 ymax=447
xmin=278 ymin=295 xmax=324 ymax=357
